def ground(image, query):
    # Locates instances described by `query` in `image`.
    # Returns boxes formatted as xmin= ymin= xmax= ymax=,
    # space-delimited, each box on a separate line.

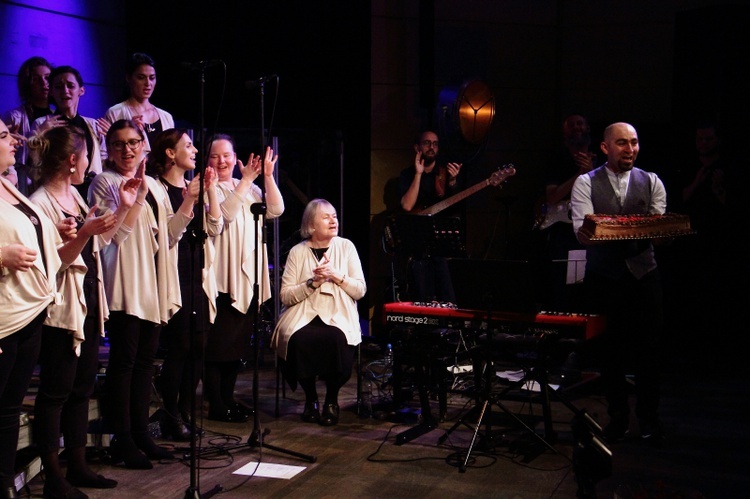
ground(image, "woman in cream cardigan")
xmin=89 ymin=119 xmax=198 ymax=469
xmin=272 ymin=199 xmax=366 ymax=427
xmin=0 ymin=118 xmax=62 ymax=499
xmin=28 ymin=125 xmax=139 ymax=497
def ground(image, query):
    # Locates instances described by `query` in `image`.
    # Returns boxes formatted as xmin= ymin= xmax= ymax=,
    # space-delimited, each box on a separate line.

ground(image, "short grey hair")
xmin=300 ymin=198 xmax=334 ymax=239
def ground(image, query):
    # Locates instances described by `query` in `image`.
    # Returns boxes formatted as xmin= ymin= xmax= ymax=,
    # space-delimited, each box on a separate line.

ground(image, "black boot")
xmin=132 ymin=431 xmax=174 ymax=461
xmin=163 ymin=415 xmax=191 ymax=442
xmin=108 ymin=433 xmax=152 ymax=470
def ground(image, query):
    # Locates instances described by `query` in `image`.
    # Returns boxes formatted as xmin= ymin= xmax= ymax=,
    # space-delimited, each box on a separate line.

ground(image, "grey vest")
xmin=585 ymin=166 xmax=658 ymax=279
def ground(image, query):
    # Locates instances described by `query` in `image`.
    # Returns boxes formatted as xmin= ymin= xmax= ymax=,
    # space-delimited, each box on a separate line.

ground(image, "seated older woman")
xmin=272 ymin=199 xmax=366 ymax=426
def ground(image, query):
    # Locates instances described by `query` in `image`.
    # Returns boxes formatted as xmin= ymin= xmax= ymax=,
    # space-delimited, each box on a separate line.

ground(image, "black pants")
xmin=34 ymin=318 xmax=100 ymax=453
xmin=103 ymin=312 xmax=161 ymax=434
xmin=0 ymin=310 xmax=45 ymax=481
xmin=584 ymin=269 xmax=663 ymax=424
xmin=159 ymin=303 xmax=206 ymax=419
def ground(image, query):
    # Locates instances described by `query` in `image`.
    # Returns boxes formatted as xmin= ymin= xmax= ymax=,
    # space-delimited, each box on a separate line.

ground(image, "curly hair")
xmin=26 ymin=126 xmax=87 ymax=185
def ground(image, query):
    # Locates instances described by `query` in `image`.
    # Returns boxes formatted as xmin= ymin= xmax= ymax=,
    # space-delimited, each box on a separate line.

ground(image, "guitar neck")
xmin=416 ymin=179 xmax=489 ymax=216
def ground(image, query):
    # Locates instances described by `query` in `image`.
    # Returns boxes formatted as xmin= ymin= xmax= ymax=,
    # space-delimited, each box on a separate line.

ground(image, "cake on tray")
xmin=580 ymin=213 xmax=693 ymax=241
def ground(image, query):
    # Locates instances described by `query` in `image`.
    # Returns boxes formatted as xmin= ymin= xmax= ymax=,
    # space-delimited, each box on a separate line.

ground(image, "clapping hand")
xmin=414 ymin=151 xmax=426 ymax=174
xmin=56 ymin=217 xmax=78 ymax=242
xmin=262 ymin=147 xmax=278 ymax=177
xmin=119 ymin=176 xmax=142 ymax=210
xmin=237 ymin=154 xmax=261 ymax=183
xmin=80 ymin=205 xmax=117 ymax=237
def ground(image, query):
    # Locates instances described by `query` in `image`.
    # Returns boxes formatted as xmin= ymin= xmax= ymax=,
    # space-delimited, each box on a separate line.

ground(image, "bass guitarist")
xmin=397 ymin=130 xmax=463 ymax=303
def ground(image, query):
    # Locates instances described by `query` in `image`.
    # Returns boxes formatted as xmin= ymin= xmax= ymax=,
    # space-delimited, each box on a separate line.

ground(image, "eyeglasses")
xmin=110 ymin=139 xmax=144 ymax=151
xmin=421 ymin=140 xmax=439 ymax=148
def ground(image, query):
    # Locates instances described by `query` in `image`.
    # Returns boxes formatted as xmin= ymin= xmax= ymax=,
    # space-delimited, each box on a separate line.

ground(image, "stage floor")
xmin=19 ymin=341 xmax=750 ymax=499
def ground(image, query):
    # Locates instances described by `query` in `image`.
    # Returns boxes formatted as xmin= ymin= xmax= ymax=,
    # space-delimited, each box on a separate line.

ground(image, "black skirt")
xmin=205 ymin=292 xmax=256 ymax=362
xmin=279 ymin=316 xmax=354 ymax=391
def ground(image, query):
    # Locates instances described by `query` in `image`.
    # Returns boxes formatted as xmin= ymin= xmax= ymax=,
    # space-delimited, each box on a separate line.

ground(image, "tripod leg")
xmin=460 ymin=398 xmax=489 ymax=473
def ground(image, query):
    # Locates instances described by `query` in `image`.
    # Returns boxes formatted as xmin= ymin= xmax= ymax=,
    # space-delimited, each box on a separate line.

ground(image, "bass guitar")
xmin=383 ymin=164 xmax=516 ymax=254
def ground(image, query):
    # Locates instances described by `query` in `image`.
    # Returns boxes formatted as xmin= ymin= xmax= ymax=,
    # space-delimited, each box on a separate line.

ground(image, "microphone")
xmin=180 ymin=59 xmax=223 ymax=70
xmin=245 ymin=74 xmax=278 ymax=89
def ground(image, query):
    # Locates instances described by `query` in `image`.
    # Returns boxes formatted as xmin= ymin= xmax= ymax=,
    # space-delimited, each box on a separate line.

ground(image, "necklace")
xmin=47 ymin=187 xmax=84 ymax=223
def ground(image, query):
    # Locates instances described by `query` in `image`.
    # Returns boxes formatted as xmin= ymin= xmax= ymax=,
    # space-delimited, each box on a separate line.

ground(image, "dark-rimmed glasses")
xmin=110 ymin=139 xmax=144 ymax=151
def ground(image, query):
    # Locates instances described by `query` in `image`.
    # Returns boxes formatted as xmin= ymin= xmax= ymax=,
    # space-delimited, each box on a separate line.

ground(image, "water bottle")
xmin=384 ymin=343 xmax=393 ymax=368
xmin=363 ymin=379 xmax=373 ymax=418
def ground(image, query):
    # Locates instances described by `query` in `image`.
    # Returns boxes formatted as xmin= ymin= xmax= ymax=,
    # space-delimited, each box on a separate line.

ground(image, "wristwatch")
xmin=306 ymin=278 xmax=316 ymax=289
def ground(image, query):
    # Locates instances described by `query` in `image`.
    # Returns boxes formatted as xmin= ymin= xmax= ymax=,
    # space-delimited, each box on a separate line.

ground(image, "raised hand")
xmin=414 ymin=151 xmax=425 ymax=175
xmin=95 ymin=117 xmax=111 ymax=136
xmin=38 ymin=116 xmax=67 ymax=133
xmin=134 ymin=157 xmax=149 ymax=199
xmin=262 ymin=146 xmax=278 ymax=177
xmin=203 ymin=166 xmax=218 ymax=189
xmin=185 ymin=174 xmax=202 ymax=201
xmin=238 ymin=154 xmax=261 ymax=183
xmin=119 ymin=177 xmax=141 ymax=209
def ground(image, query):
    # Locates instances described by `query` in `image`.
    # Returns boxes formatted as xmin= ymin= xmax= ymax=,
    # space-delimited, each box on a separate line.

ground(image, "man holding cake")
xmin=570 ymin=122 xmax=668 ymax=445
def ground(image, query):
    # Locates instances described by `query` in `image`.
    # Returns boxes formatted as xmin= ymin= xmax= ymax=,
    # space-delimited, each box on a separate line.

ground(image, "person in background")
xmin=1 ymin=56 xmax=54 ymax=194
xmin=571 ymin=122 xmax=668 ymax=445
xmin=146 ymin=128 xmax=222 ymax=440
xmin=673 ymin=122 xmax=748 ymax=372
xmin=103 ymin=53 xmax=174 ymax=146
xmin=204 ymin=135 xmax=284 ymax=423
xmin=0 ymin=118 xmax=62 ymax=499
xmin=28 ymin=126 xmax=137 ymax=497
xmin=31 ymin=65 xmax=108 ymax=199
xmin=272 ymin=198 xmax=366 ymax=427
xmin=88 ymin=119 xmax=197 ymax=469
xmin=397 ymin=129 xmax=462 ymax=303
xmin=536 ymin=113 xmax=595 ymax=311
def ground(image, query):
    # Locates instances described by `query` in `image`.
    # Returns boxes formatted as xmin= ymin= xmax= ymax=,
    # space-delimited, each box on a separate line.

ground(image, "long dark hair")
xmin=17 ymin=56 xmax=53 ymax=105
xmin=147 ymin=128 xmax=188 ymax=177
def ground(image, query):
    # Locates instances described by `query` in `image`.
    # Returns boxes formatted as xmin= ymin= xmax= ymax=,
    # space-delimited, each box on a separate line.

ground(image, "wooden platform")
xmin=14 ymin=344 xmax=750 ymax=498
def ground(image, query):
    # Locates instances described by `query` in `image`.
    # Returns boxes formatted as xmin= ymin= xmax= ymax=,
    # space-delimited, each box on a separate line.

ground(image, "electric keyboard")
xmin=383 ymin=301 xmax=605 ymax=340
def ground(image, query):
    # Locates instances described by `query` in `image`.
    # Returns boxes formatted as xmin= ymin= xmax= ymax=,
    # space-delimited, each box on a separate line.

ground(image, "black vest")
xmin=585 ymin=166 xmax=658 ymax=279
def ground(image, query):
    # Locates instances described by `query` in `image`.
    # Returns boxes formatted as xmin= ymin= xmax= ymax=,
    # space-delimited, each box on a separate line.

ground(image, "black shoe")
xmin=230 ymin=402 xmax=253 ymax=421
xmin=320 ymin=403 xmax=340 ymax=426
xmin=208 ymin=407 xmax=249 ymax=423
xmin=108 ymin=435 xmax=153 ymax=470
xmin=163 ymin=415 xmax=192 ymax=442
xmin=66 ymin=470 xmax=117 ymax=489
xmin=302 ymin=400 xmax=320 ymax=423
xmin=132 ymin=433 xmax=175 ymax=461
xmin=602 ymin=417 xmax=629 ymax=444
xmin=42 ymin=478 xmax=88 ymax=499
xmin=640 ymin=419 xmax=665 ymax=445
xmin=180 ymin=414 xmax=205 ymax=437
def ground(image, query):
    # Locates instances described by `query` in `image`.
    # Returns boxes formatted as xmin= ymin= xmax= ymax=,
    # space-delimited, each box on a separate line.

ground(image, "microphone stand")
xmin=246 ymin=80 xmax=315 ymax=463
xmin=184 ymin=60 xmax=220 ymax=499
xmin=205 ymin=78 xmax=314 ymax=463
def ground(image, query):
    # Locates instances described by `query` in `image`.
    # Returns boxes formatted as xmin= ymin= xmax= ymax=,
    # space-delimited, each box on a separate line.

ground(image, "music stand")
xmin=438 ymin=259 xmax=559 ymax=471
xmin=392 ymin=214 xmax=466 ymax=259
